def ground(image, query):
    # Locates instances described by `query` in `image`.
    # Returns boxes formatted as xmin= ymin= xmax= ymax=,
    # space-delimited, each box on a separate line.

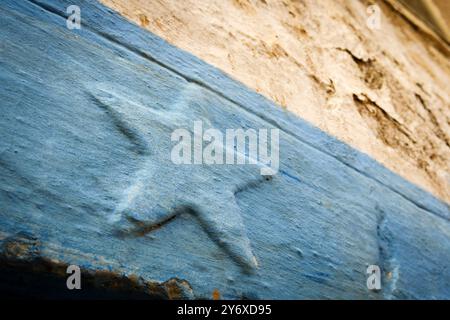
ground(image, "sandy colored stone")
xmin=100 ymin=0 xmax=450 ymax=202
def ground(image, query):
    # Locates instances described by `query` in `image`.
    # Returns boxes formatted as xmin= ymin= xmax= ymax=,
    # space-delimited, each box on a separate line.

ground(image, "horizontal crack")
xmin=0 ymin=232 xmax=195 ymax=299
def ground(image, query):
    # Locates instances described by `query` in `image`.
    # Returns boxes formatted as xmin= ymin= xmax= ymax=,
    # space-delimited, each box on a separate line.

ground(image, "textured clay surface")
xmin=100 ymin=0 xmax=450 ymax=202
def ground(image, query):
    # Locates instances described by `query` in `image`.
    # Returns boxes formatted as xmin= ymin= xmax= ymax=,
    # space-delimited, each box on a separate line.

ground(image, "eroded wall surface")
xmin=0 ymin=0 xmax=449 ymax=299
xmin=101 ymin=0 xmax=450 ymax=202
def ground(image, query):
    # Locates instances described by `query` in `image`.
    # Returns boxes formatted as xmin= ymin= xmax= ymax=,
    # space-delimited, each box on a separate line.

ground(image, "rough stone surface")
xmin=0 ymin=0 xmax=449 ymax=299
xmin=101 ymin=0 xmax=450 ymax=203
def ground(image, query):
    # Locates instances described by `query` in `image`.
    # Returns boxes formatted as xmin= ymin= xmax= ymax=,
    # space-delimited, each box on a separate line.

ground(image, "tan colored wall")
xmin=101 ymin=0 xmax=450 ymax=202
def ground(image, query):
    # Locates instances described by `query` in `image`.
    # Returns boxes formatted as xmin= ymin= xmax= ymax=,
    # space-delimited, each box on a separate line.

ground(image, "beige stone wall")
xmin=100 ymin=0 xmax=450 ymax=202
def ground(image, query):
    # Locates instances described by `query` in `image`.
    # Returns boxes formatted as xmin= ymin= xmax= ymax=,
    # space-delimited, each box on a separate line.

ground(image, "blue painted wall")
xmin=0 ymin=0 xmax=449 ymax=299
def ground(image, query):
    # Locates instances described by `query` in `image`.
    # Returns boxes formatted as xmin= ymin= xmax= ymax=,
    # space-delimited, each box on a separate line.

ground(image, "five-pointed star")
xmin=89 ymin=82 xmax=273 ymax=272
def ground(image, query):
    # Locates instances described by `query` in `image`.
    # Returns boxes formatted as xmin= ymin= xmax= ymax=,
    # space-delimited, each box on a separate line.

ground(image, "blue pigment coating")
xmin=0 ymin=0 xmax=449 ymax=299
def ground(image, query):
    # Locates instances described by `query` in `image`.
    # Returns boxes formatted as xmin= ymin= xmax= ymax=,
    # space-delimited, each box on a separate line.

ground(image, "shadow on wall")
xmin=397 ymin=0 xmax=450 ymax=43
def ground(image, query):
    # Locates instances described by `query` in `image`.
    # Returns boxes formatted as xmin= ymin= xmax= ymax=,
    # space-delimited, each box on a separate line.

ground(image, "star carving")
xmin=89 ymin=83 xmax=273 ymax=272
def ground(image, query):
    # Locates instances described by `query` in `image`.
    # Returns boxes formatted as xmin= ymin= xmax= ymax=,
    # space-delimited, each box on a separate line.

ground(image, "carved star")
xmin=89 ymin=83 xmax=272 ymax=272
